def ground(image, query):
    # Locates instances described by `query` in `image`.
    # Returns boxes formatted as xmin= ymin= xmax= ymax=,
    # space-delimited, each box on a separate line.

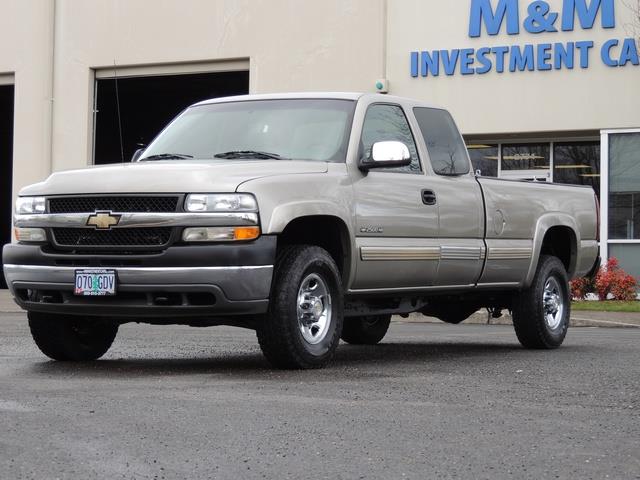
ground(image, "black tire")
xmin=28 ymin=312 xmax=118 ymax=361
xmin=257 ymin=245 xmax=343 ymax=369
xmin=512 ymin=255 xmax=571 ymax=349
xmin=341 ymin=315 xmax=391 ymax=345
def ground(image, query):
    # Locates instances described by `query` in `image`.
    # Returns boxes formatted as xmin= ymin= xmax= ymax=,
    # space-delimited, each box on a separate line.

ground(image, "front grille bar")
xmin=15 ymin=212 xmax=259 ymax=229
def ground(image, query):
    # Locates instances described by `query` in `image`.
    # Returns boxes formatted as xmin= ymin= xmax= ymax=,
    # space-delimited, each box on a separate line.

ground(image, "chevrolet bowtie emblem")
xmin=86 ymin=211 xmax=121 ymax=230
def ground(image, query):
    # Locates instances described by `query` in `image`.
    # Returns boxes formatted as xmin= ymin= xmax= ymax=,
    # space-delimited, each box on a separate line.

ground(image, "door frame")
xmin=0 ymin=74 xmax=15 ymax=289
xmin=599 ymin=128 xmax=640 ymax=266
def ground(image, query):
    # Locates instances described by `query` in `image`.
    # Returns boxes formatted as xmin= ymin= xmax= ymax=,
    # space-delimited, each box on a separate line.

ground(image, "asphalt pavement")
xmin=1 ymin=312 xmax=639 ymax=480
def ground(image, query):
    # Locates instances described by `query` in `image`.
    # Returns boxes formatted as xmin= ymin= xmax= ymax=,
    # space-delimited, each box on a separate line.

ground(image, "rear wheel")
xmin=257 ymin=245 xmax=343 ymax=369
xmin=512 ymin=255 xmax=570 ymax=349
xmin=28 ymin=312 xmax=118 ymax=361
xmin=341 ymin=315 xmax=391 ymax=345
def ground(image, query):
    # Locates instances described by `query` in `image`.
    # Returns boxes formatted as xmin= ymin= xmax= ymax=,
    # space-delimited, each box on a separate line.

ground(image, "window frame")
xmin=358 ymin=102 xmax=423 ymax=174
xmin=413 ymin=106 xmax=471 ymax=177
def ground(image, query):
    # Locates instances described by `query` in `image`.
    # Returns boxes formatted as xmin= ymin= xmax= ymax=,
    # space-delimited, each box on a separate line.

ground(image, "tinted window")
xmin=553 ymin=141 xmax=600 ymax=198
xmin=609 ymin=133 xmax=640 ymax=240
xmin=501 ymin=143 xmax=550 ymax=171
xmin=413 ymin=107 xmax=469 ymax=176
xmin=360 ymin=104 xmax=421 ymax=173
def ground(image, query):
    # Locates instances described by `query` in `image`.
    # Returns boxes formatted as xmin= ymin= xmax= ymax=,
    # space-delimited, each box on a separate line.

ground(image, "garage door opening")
xmin=94 ymin=70 xmax=249 ymax=165
xmin=0 ymin=84 xmax=14 ymax=289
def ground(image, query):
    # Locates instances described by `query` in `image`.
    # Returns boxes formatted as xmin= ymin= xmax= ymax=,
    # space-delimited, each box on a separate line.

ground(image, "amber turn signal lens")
xmin=234 ymin=226 xmax=260 ymax=240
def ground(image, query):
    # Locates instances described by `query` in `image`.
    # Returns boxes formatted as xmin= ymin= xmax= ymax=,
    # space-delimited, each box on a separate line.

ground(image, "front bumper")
xmin=2 ymin=237 xmax=276 ymax=319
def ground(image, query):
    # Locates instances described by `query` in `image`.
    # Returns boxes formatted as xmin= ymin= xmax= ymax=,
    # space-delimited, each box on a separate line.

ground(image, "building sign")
xmin=410 ymin=0 xmax=639 ymax=77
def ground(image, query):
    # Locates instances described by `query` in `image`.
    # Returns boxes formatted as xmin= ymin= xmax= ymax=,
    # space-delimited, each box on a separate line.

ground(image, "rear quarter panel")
xmin=478 ymin=178 xmax=598 ymax=286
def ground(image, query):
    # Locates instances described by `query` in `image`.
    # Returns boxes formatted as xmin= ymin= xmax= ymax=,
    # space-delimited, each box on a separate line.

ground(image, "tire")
xmin=512 ymin=255 xmax=571 ymax=349
xmin=257 ymin=245 xmax=343 ymax=369
xmin=341 ymin=315 xmax=391 ymax=345
xmin=28 ymin=312 xmax=118 ymax=361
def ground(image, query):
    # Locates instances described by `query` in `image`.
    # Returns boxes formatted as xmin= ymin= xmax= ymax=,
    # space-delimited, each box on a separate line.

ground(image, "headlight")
xmin=15 ymin=196 xmax=46 ymax=215
xmin=184 ymin=194 xmax=257 ymax=212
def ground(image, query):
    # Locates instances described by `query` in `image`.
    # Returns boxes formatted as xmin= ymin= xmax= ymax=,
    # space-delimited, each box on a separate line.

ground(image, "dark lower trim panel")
xmin=12 ymin=281 xmax=269 ymax=321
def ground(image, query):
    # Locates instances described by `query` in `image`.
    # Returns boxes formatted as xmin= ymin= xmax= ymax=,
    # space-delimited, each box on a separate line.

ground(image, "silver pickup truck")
xmin=3 ymin=93 xmax=600 ymax=369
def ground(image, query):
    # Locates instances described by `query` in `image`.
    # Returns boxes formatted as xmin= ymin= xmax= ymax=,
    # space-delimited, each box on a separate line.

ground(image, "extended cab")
xmin=2 ymin=93 xmax=600 ymax=369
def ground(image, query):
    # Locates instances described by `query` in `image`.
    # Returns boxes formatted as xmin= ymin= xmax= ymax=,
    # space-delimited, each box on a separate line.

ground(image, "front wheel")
xmin=512 ymin=255 xmax=570 ymax=349
xmin=257 ymin=245 xmax=343 ymax=369
xmin=28 ymin=312 xmax=119 ymax=361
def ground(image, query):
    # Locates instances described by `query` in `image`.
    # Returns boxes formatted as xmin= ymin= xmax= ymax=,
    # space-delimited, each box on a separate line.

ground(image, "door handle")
xmin=421 ymin=189 xmax=437 ymax=206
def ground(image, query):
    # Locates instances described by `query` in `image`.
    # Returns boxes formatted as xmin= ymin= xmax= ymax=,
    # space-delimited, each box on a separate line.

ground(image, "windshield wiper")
xmin=214 ymin=150 xmax=285 ymax=160
xmin=140 ymin=153 xmax=194 ymax=161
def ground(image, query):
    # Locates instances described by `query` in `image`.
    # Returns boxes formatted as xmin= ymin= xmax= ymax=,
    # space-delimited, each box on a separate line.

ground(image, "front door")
xmin=351 ymin=103 xmax=439 ymax=291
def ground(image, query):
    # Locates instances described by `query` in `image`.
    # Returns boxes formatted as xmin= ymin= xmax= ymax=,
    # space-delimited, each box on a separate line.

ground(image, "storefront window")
xmin=501 ymin=143 xmax=550 ymax=171
xmin=609 ymin=133 xmax=640 ymax=240
xmin=553 ymin=142 xmax=600 ymax=198
xmin=466 ymin=144 xmax=498 ymax=177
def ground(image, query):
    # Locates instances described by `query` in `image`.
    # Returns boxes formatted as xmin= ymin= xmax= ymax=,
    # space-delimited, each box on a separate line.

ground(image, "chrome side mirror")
xmin=359 ymin=141 xmax=411 ymax=170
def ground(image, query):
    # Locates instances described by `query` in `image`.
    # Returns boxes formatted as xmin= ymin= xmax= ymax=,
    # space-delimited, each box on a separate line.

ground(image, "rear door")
xmin=411 ymin=107 xmax=485 ymax=287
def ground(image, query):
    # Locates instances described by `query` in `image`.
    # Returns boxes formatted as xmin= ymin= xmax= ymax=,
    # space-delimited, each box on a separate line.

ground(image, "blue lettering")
xmin=469 ymin=0 xmax=520 ymax=37
xmin=491 ymin=46 xmax=510 ymax=73
xmin=421 ymin=51 xmax=440 ymax=76
xmin=554 ymin=42 xmax=575 ymax=69
xmin=509 ymin=44 xmax=535 ymax=71
xmin=601 ymin=39 xmax=619 ymax=66
xmin=561 ymin=0 xmax=615 ymax=31
xmin=441 ymin=49 xmax=460 ymax=75
xmin=537 ymin=43 xmax=553 ymax=70
xmin=460 ymin=48 xmax=476 ymax=74
xmin=524 ymin=1 xmax=559 ymax=33
xmin=410 ymin=52 xmax=419 ymax=77
xmin=575 ymin=40 xmax=594 ymax=67
xmin=619 ymin=38 xmax=640 ymax=66
xmin=476 ymin=47 xmax=493 ymax=73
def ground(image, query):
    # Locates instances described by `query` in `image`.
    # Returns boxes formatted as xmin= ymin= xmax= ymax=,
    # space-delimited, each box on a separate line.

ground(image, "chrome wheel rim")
xmin=543 ymin=276 xmax=565 ymax=331
xmin=297 ymin=273 xmax=332 ymax=345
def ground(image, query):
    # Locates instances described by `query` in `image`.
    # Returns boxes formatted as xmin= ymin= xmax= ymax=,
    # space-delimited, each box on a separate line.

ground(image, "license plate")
xmin=74 ymin=269 xmax=117 ymax=296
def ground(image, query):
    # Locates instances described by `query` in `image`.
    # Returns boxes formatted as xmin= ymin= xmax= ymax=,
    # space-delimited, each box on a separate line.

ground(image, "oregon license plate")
xmin=74 ymin=269 xmax=117 ymax=296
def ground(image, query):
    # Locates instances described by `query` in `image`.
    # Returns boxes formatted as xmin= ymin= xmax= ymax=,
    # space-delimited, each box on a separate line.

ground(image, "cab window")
xmin=413 ymin=107 xmax=470 ymax=176
xmin=360 ymin=104 xmax=421 ymax=174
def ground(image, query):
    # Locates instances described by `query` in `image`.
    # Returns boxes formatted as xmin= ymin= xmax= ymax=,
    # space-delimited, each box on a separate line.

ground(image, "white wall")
xmin=2 ymin=0 xmax=639 ymax=196
xmin=49 ymin=0 xmax=386 ymax=172
xmin=0 ymin=0 xmax=54 ymax=200
xmin=387 ymin=0 xmax=640 ymax=135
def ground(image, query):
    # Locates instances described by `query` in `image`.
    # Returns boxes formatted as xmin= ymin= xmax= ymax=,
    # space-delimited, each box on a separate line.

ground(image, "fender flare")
xmin=264 ymin=201 xmax=357 ymax=286
xmin=524 ymin=213 xmax=580 ymax=288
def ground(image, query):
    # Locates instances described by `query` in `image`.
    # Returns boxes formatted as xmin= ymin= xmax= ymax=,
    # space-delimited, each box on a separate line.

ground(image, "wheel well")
xmin=540 ymin=226 xmax=576 ymax=274
xmin=278 ymin=216 xmax=351 ymax=282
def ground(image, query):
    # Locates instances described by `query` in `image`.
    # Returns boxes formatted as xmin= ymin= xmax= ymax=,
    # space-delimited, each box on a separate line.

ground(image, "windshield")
xmin=141 ymin=99 xmax=356 ymax=162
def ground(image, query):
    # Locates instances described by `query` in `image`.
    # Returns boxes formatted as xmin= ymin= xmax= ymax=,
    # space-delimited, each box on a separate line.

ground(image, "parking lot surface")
xmin=1 ymin=313 xmax=639 ymax=479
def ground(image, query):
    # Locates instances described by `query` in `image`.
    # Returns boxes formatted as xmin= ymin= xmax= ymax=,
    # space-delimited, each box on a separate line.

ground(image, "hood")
xmin=19 ymin=160 xmax=329 ymax=196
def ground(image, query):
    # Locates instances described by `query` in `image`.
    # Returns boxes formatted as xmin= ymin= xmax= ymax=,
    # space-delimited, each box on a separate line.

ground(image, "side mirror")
xmin=359 ymin=141 xmax=411 ymax=170
xmin=131 ymin=148 xmax=145 ymax=162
